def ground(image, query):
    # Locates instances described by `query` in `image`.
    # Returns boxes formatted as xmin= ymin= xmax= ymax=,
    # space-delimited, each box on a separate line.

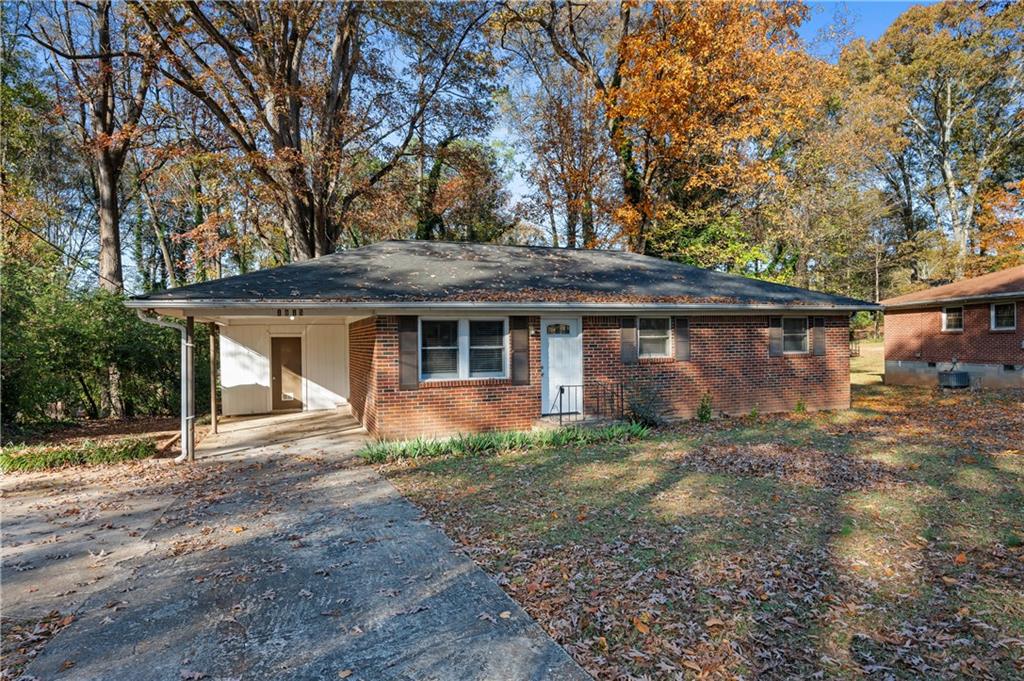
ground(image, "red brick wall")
xmin=583 ymin=315 xmax=851 ymax=418
xmin=347 ymin=317 xmax=378 ymax=434
xmin=370 ymin=316 xmax=542 ymax=439
xmin=884 ymin=301 xmax=1023 ymax=364
xmin=350 ymin=313 xmax=851 ymax=438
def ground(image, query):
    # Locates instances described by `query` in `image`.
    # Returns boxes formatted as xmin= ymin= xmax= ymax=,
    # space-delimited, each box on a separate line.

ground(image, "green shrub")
xmin=0 ymin=437 xmax=156 ymax=473
xmin=794 ymin=399 xmax=807 ymax=414
xmin=358 ymin=422 xmax=651 ymax=464
xmin=697 ymin=393 xmax=713 ymax=422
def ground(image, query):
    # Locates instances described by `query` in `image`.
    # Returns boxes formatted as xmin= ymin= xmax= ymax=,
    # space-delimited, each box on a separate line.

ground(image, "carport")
xmin=129 ymin=302 xmax=371 ymax=461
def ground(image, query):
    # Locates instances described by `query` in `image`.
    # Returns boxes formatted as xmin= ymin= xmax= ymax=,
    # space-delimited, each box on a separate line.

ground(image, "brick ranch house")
xmin=128 ymin=241 xmax=877 ymax=441
xmin=881 ymin=265 xmax=1024 ymax=389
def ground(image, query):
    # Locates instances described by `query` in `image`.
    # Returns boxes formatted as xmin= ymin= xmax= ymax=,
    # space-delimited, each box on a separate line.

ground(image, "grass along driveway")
xmin=378 ymin=384 xmax=1024 ymax=679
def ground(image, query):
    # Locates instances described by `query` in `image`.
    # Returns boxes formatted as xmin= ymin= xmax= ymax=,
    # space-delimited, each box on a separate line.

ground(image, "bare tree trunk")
xmin=565 ymin=207 xmax=579 ymax=249
xmin=95 ymin=156 xmax=123 ymax=292
xmin=581 ymin=191 xmax=596 ymax=248
xmin=140 ymin=179 xmax=178 ymax=288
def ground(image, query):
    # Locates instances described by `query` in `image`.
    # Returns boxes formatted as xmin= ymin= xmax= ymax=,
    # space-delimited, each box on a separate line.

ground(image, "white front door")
xmin=541 ymin=317 xmax=583 ymax=415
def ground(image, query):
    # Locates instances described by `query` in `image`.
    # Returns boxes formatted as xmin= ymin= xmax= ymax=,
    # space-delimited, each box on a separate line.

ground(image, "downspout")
xmin=136 ymin=310 xmax=193 ymax=463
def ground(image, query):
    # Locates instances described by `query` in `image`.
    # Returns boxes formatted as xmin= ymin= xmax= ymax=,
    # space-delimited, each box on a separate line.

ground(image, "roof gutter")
xmin=882 ymin=290 xmax=1023 ymax=310
xmin=126 ymin=299 xmax=879 ymax=314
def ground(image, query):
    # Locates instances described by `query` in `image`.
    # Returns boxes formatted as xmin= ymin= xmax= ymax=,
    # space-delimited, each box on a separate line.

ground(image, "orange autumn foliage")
xmin=969 ymin=179 xmax=1024 ymax=276
xmin=605 ymin=0 xmax=832 ymax=236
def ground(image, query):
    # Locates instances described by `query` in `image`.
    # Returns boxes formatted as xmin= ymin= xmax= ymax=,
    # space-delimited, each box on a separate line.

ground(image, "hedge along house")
xmin=881 ymin=265 xmax=1024 ymax=389
xmin=128 ymin=240 xmax=877 ymax=450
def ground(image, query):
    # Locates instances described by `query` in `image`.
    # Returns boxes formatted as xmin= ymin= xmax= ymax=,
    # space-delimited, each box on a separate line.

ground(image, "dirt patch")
xmin=679 ymin=441 xmax=907 ymax=492
xmin=11 ymin=417 xmax=182 ymax=447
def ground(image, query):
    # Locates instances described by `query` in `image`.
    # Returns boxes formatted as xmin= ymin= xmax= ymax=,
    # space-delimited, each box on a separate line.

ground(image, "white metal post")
xmin=185 ymin=316 xmax=195 ymax=462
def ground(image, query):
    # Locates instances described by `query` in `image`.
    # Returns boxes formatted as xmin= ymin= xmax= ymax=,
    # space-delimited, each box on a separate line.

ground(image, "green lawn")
xmin=851 ymin=338 xmax=884 ymax=385
xmin=380 ymin=384 xmax=1024 ymax=679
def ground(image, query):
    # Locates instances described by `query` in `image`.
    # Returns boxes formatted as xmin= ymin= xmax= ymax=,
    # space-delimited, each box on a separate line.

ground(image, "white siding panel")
xmin=306 ymin=324 xmax=349 ymax=410
xmin=221 ymin=325 xmax=271 ymax=416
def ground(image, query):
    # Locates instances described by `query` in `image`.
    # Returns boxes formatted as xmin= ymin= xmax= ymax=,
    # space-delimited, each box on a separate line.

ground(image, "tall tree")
xmin=495 ymin=0 xmax=823 ymax=253
xmin=135 ymin=1 xmax=496 ymax=260
xmin=31 ymin=0 xmax=155 ymax=292
xmin=845 ymin=1 xmax=1024 ymax=275
xmin=504 ymin=62 xmax=614 ymax=249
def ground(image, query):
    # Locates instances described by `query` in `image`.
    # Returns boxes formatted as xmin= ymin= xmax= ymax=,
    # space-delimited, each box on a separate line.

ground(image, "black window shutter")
xmin=673 ymin=317 xmax=690 ymax=361
xmin=620 ymin=317 xmax=638 ymax=364
xmin=510 ymin=316 xmax=529 ymax=385
xmin=768 ymin=317 xmax=783 ymax=357
xmin=398 ymin=315 xmax=418 ymax=390
xmin=813 ymin=317 xmax=826 ymax=356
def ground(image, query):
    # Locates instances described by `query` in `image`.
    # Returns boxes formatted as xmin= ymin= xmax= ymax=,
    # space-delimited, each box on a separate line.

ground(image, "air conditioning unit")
xmin=938 ymin=370 xmax=970 ymax=388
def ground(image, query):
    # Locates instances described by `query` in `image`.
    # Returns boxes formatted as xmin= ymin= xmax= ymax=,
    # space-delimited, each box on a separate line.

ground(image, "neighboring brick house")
xmin=881 ymin=265 xmax=1024 ymax=389
xmin=129 ymin=241 xmax=875 ymax=439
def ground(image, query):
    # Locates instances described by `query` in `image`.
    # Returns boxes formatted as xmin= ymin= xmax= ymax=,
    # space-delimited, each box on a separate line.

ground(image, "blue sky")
xmin=801 ymin=1 xmax=935 ymax=57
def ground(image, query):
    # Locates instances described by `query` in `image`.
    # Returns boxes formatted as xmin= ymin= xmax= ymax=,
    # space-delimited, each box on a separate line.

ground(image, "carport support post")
xmin=185 ymin=316 xmax=196 ymax=462
xmin=208 ymin=323 xmax=218 ymax=435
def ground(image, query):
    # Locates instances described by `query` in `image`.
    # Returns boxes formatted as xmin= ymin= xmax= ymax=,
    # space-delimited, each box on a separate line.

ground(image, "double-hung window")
xmin=468 ymin=320 xmax=506 ymax=377
xmin=942 ymin=306 xmax=963 ymax=332
xmin=420 ymin=318 xmax=508 ymax=380
xmin=420 ymin=320 xmax=459 ymax=379
xmin=638 ymin=317 xmax=671 ymax=357
xmin=991 ymin=302 xmax=1016 ymax=331
xmin=782 ymin=317 xmax=808 ymax=354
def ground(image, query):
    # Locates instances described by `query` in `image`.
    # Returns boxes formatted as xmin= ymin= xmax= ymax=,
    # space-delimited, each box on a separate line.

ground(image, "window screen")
xmin=782 ymin=317 xmax=808 ymax=353
xmin=943 ymin=307 xmax=963 ymax=331
xmin=421 ymin=320 xmax=458 ymax=378
xmin=992 ymin=303 xmax=1016 ymax=330
xmin=638 ymin=318 xmax=670 ymax=357
xmin=469 ymin=320 xmax=505 ymax=376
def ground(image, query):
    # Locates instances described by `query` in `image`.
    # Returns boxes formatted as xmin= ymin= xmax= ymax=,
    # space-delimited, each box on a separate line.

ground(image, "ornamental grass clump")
xmin=0 ymin=437 xmax=156 ymax=473
xmin=358 ymin=422 xmax=650 ymax=463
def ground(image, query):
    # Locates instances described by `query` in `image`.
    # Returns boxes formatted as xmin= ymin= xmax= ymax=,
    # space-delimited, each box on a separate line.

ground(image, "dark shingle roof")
xmin=131 ymin=240 xmax=874 ymax=309
xmin=881 ymin=265 xmax=1024 ymax=308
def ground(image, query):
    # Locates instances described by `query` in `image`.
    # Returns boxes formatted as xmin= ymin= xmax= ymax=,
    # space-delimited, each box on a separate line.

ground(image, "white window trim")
xmin=419 ymin=317 xmax=509 ymax=381
xmin=637 ymin=316 xmax=672 ymax=358
xmin=942 ymin=306 xmax=964 ymax=332
xmin=990 ymin=302 xmax=1017 ymax=331
xmin=782 ymin=316 xmax=810 ymax=355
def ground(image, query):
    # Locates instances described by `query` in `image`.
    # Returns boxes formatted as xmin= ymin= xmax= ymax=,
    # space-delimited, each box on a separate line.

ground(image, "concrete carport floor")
xmin=24 ymin=410 xmax=588 ymax=680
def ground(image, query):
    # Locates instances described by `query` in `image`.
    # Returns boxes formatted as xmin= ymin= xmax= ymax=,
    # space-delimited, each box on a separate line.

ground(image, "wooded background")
xmin=2 ymin=0 xmax=1022 ymax=427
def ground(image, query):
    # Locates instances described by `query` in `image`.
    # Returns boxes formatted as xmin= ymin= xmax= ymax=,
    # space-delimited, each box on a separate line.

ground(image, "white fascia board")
xmin=127 ymin=298 xmax=878 ymax=316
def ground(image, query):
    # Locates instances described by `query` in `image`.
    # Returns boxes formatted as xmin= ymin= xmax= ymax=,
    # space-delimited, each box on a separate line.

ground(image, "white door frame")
xmin=540 ymin=316 xmax=583 ymax=415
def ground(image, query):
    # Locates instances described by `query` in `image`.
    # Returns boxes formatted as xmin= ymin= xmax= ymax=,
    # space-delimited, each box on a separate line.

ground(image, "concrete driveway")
xmin=17 ymin=411 xmax=587 ymax=680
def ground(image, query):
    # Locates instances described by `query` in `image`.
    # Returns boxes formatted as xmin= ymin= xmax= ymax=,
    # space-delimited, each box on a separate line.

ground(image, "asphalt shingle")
xmin=132 ymin=240 xmax=874 ymax=309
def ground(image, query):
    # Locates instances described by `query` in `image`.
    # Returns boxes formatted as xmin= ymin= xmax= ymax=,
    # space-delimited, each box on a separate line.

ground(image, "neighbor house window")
xmin=991 ymin=302 xmax=1016 ymax=331
xmin=420 ymin=318 xmax=508 ymax=380
xmin=942 ymin=306 xmax=963 ymax=332
xmin=638 ymin=317 xmax=671 ymax=357
xmin=782 ymin=317 xmax=809 ymax=353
